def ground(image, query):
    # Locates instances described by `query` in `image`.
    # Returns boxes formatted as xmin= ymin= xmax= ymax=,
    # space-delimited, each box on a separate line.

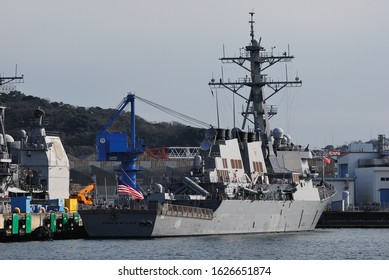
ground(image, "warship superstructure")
xmin=0 ymin=105 xmax=70 ymax=213
xmin=79 ymin=13 xmax=336 ymax=237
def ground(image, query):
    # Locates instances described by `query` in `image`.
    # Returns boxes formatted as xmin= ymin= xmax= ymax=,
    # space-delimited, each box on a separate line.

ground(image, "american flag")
xmin=322 ymin=156 xmax=331 ymax=164
xmin=117 ymin=182 xmax=144 ymax=200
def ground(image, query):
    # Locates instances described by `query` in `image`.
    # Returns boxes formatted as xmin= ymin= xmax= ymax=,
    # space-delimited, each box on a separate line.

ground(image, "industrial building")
xmin=327 ymin=135 xmax=389 ymax=210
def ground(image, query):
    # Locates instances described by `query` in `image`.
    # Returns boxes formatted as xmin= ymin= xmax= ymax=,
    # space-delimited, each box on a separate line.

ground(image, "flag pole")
xmin=321 ymin=156 xmax=331 ymax=181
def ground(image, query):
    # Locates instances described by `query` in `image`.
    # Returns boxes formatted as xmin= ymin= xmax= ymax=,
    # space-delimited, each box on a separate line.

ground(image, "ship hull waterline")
xmin=79 ymin=199 xmax=330 ymax=238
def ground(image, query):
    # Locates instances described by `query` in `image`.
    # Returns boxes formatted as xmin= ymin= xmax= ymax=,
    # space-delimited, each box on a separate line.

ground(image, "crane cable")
xmin=135 ymin=95 xmax=213 ymax=129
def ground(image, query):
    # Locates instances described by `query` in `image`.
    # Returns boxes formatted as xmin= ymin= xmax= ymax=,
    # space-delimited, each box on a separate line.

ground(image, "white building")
xmin=336 ymin=140 xmax=389 ymax=208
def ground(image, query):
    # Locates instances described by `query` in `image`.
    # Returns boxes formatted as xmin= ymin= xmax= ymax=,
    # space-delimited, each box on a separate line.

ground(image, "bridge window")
xmin=222 ymin=158 xmax=228 ymax=169
xmin=252 ymin=161 xmax=263 ymax=172
xmin=230 ymin=159 xmax=243 ymax=169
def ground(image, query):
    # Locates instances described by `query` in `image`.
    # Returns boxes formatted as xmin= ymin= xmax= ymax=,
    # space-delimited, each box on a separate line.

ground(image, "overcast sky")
xmin=2 ymin=0 xmax=389 ymax=149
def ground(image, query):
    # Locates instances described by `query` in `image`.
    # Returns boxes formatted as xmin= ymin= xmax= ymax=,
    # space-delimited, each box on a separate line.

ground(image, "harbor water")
xmin=1 ymin=228 xmax=388 ymax=260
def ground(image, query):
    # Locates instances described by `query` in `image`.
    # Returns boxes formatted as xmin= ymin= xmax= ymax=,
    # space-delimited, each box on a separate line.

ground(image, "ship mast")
xmin=209 ymin=12 xmax=302 ymax=146
xmin=0 ymin=65 xmax=24 ymax=91
xmin=0 ymin=75 xmax=24 ymax=87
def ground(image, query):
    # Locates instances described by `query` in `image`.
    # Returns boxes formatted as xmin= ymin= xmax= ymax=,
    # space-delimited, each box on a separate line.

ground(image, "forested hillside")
xmin=0 ymin=91 xmax=205 ymax=156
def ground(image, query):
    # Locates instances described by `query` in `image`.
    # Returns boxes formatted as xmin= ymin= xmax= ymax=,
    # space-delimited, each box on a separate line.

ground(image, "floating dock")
xmin=0 ymin=195 xmax=88 ymax=241
xmin=0 ymin=211 xmax=86 ymax=242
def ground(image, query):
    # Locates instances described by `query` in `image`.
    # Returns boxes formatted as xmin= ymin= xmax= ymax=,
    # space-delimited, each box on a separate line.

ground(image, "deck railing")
xmin=317 ymin=184 xmax=337 ymax=201
xmin=159 ymin=203 xmax=214 ymax=220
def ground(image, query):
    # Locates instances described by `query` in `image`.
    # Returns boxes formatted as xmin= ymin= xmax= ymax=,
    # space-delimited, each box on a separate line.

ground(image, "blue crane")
xmin=96 ymin=93 xmax=145 ymax=199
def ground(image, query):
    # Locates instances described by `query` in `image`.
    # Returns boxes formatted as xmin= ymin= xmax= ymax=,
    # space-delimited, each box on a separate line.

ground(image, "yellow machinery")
xmin=72 ymin=182 xmax=95 ymax=205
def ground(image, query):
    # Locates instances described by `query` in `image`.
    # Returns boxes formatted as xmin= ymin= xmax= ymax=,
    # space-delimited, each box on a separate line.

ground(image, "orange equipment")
xmin=75 ymin=182 xmax=95 ymax=205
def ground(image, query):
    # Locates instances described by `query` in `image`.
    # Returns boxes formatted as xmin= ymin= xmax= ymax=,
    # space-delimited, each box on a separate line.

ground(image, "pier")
xmin=0 ymin=212 xmax=86 ymax=242
xmin=317 ymin=211 xmax=389 ymax=228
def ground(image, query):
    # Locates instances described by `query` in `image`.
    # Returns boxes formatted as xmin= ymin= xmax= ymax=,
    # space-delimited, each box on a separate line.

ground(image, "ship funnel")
xmin=231 ymin=127 xmax=248 ymax=143
xmin=238 ymin=131 xmax=248 ymax=143
xmin=248 ymin=132 xmax=256 ymax=142
xmin=216 ymin=128 xmax=226 ymax=141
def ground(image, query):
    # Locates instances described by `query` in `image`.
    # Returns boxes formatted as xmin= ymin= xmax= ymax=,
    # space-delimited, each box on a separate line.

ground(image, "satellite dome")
xmin=5 ymin=134 xmax=14 ymax=143
xmin=273 ymin=128 xmax=284 ymax=139
xmin=19 ymin=130 xmax=27 ymax=139
xmin=284 ymin=134 xmax=292 ymax=145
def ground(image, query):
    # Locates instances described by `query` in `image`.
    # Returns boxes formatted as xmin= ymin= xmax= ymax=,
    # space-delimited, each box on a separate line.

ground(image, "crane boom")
xmin=96 ymin=93 xmax=142 ymax=162
xmin=95 ymin=92 xmax=145 ymax=200
xmin=101 ymin=94 xmax=134 ymax=133
xmin=72 ymin=182 xmax=95 ymax=205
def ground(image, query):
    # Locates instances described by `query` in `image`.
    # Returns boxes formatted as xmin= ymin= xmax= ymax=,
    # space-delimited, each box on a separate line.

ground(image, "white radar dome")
xmin=5 ymin=134 xmax=14 ymax=143
xmin=273 ymin=128 xmax=284 ymax=139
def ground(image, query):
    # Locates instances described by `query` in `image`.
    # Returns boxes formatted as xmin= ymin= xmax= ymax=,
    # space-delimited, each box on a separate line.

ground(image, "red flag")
xmin=322 ymin=156 xmax=331 ymax=164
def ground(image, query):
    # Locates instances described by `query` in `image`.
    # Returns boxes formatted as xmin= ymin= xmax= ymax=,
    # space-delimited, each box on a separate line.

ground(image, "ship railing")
xmin=173 ymin=194 xmax=205 ymax=201
xmin=317 ymin=184 xmax=337 ymax=201
xmin=237 ymin=77 xmax=251 ymax=83
xmin=159 ymin=203 xmax=214 ymax=220
xmin=45 ymin=130 xmax=61 ymax=137
xmin=236 ymin=50 xmax=286 ymax=59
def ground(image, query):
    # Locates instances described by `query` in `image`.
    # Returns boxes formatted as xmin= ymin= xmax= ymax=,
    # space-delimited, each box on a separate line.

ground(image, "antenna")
xmin=232 ymin=87 xmax=236 ymax=128
xmin=285 ymin=64 xmax=288 ymax=81
xmin=0 ymin=65 xmax=24 ymax=93
xmin=249 ymin=11 xmax=255 ymax=41
xmin=215 ymin=89 xmax=220 ymax=129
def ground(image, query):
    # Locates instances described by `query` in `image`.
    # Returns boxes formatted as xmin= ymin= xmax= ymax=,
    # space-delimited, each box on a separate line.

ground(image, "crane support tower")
xmin=96 ymin=93 xmax=144 ymax=195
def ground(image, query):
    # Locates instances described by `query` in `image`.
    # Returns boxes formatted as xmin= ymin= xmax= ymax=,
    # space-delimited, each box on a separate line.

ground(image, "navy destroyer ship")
xmin=79 ymin=12 xmax=336 ymax=237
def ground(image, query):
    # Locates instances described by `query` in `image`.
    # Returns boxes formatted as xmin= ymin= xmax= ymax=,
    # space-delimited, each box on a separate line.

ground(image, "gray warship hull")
xmin=79 ymin=198 xmax=330 ymax=237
